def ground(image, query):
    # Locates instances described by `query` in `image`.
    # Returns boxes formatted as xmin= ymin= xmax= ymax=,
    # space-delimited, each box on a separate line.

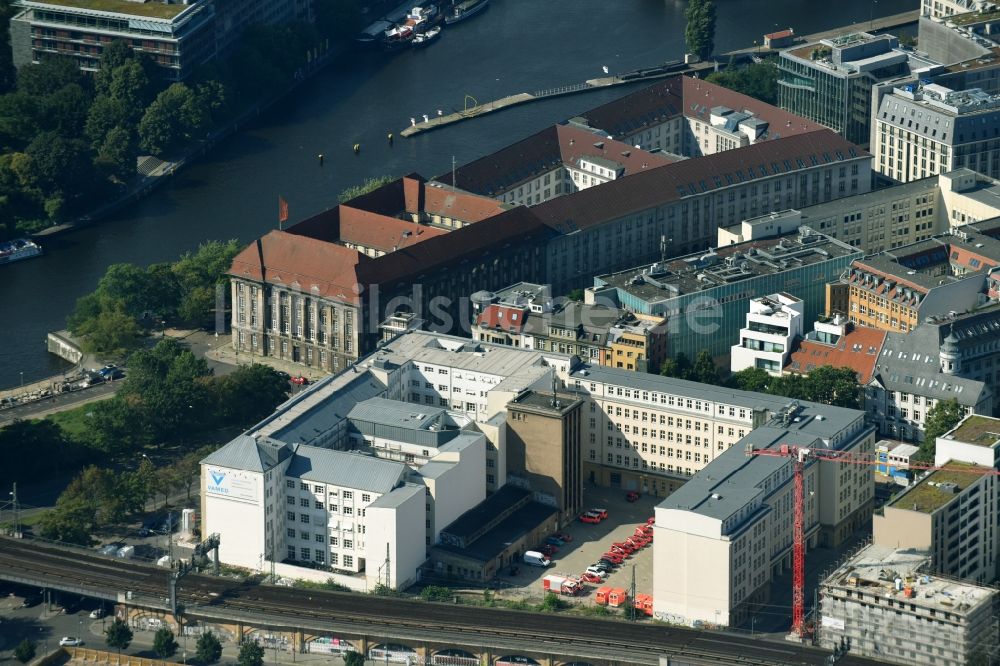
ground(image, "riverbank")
xmin=31 ymin=42 xmax=347 ymax=241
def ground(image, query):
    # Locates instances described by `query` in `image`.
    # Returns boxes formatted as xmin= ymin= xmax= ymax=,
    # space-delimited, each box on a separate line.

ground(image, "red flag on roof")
xmin=278 ymin=196 xmax=289 ymax=227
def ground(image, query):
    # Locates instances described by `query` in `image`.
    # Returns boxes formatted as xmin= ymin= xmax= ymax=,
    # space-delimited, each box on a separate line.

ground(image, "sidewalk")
xmin=186 ymin=330 xmax=328 ymax=383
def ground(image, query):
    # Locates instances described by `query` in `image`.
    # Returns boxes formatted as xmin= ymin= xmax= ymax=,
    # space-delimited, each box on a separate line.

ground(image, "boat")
xmin=444 ymin=0 xmax=488 ymax=25
xmin=0 ymin=238 xmax=42 ymax=265
xmin=413 ymin=25 xmax=441 ymax=47
xmin=356 ymin=19 xmax=394 ymax=45
xmin=383 ymin=24 xmax=415 ymax=50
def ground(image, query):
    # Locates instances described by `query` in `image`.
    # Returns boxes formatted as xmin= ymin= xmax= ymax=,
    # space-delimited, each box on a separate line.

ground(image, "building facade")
xmin=818 ymin=544 xmax=998 ymax=666
xmin=730 ymin=293 xmax=804 ymax=374
xmin=653 ymin=402 xmax=875 ymax=627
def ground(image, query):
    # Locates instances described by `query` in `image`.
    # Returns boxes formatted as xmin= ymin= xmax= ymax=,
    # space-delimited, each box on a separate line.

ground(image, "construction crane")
xmin=744 ymin=443 xmax=1000 ymax=639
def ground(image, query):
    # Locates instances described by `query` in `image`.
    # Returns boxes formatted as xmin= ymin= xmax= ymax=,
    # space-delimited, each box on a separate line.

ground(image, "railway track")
xmin=0 ymin=538 xmax=878 ymax=666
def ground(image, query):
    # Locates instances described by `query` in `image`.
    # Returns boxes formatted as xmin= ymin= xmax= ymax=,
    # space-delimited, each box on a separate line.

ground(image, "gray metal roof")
xmin=875 ymin=327 xmax=990 ymax=405
xmin=201 ymin=435 xmax=290 ymax=472
xmin=285 ymin=446 xmax=405 ymax=492
xmin=367 ymin=483 xmax=424 ymax=510
xmin=658 ymin=427 xmax=828 ymax=524
xmin=348 ymin=397 xmax=446 ymax=431
xmin=573 ymin=364 xmax=863 ymax=433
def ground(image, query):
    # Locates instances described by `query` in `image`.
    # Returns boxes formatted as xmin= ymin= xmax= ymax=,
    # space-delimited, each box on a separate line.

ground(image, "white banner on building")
xmin=205 ymin=468 xmax=258 ymax=503
xmin=821 ymin=615 xmax=846 ymax=631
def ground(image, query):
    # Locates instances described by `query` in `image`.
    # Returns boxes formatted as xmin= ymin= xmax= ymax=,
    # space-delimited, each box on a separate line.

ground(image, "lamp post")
xmin=19 ymin=371 xmax=24 ymax=390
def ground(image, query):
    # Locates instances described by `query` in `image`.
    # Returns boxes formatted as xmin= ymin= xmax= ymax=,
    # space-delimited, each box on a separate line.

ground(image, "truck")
xmin=633 ymin=593 xmax=654 ymax=616
xmin=523 ymin=551 xmax=550 ymax=567
xmin=542 ymin=574 xmax=582 ymax=596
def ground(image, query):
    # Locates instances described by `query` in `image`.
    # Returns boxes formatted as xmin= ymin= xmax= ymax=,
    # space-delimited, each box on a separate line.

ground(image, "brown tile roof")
xmin=229 ymin=230 xmax=370 ymax=304
xmin=531 ymin=128 xmax=867 ymax=232
xmin=422 ymin=184 xmax=507 ymax=222
xmin=785 ymin=325 xmax=887 ymax=383
xmin=580 ymin=76 xmax=684 ymax=139
xmin=681 ymin=77 xmax=825 ymax=139
xmin=475 ymin=304 xmax=528 ymax=333
xmin=445 ymin=124 xmax=673 ymax=196
xmin=339 ymin=206 xmax=447 ymax=252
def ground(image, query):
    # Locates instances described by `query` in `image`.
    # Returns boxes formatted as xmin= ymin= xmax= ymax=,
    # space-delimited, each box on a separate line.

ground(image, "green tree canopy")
xmin=730 ymin=367 xmax=771 ymax=393
xmin=338 ymin=175 xmax=394 ymax=203
xmin=660 ymin=352 xmax=693 ymax=380
xmin=14 ymin=639 xmax=36 ymax=663
xmin=692 ymin=350 xmax=719 ymax=385
xmin=685 ymin=0 xmax=716 ymax=60
xmin=705 ymin=59 xmax=779 ymax=105
xmin=196 ymin=632 xmax=223 ymax=664
xmin=105 ymin=620 xmax=133 ymax=653
xmin=343 ymin=652 xmax=365 ymax=666
xmin=237 ymin=641 xmax=265 ymax=666
xmin=214 ymin=364 xmax=290 ymax=427
xmin=153 ymin=628 xmax=178 ymax=659
xmin=917 ymin=399 xmax=965 ymax=461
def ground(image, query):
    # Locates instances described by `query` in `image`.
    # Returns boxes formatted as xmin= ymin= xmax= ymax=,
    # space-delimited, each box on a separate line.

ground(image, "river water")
xmin=0 ymin=0 xmax=915 ymax=388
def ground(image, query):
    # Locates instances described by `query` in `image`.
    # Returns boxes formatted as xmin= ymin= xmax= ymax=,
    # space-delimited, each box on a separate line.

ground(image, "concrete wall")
xmin=873 ymin=505 xmax=933 ymax=550
xmin=46 ymin=331 xmax=82 ymax=365
xmin=365 ymin=485 xmax=426 ymax=590
xmin=200 ymin=465 xmax=266 ymax=569
xmin=918 ymin=16 xmax=991 ymax=64
xmin=424 ymin=441 xmax=487 ymax=543
xmin=653 ymin=509 xmax=731 ymax=626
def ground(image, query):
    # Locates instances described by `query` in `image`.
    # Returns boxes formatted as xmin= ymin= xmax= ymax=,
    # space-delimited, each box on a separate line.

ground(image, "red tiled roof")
xmin=229 ymin=230 xmax=370 ymax=304
xmin=681 ymin=77 xmax=824 ymax=139
xmin=581 ymin=76 xmax=684 ymax=139
xmin=339 ymin=206 xmax=446 ymax=252
xmin=423 ymin=185 xmax=507 ymax=222
xmin=765 ymin=29 xmax=794 ymax=40
xmin=531 ymin=128 xmax=867 ymax=232
xmin=785 ymin=325 xmax=887 ymax=383
xmin=475 ymin=304 xmax=529 ymax=333
xmin=446 ymin=124 xmax=673 ymax=196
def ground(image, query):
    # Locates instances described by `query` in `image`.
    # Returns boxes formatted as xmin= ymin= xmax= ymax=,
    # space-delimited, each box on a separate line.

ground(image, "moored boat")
xmin=444 ymin=0 xmax=488 ymax=25
xmin=413 ymin=25 xmax=441 ymax=47
xmin=0 ymin=238 xmax=42 ymax=265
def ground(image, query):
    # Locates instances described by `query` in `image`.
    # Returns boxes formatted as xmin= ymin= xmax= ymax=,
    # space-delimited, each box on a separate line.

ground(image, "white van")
xmin=523 ymin=550 xmax=550 ymax=567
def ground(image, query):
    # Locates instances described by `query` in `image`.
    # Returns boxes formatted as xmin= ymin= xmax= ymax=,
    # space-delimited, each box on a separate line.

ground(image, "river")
xmin=0 ymin=0 xmax=915 ymax=388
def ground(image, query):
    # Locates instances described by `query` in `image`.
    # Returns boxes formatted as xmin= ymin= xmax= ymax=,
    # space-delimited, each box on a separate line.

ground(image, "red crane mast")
xmin=744 ymin=443 xmax=1000 ymax=639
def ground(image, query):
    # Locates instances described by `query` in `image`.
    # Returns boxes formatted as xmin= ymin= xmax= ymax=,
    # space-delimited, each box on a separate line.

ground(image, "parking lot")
xmin=497 ymin=485 xmax=664 ymax=608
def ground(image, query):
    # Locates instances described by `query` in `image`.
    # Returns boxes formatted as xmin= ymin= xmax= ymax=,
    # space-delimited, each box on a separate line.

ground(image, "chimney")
xmin=403 ymin=177 xmax=424 ymax=216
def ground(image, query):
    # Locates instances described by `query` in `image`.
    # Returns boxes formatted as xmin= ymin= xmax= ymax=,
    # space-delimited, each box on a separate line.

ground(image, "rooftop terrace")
xmin=890 ymin=461 xmax=985 ymax=513
xmin=949 ymin=8 xmax=1000 ymax=26
xmin=25 ymin=0 xmax=192 ymax=19
xmin=946 ymin=415 xmax=1000 ymax=447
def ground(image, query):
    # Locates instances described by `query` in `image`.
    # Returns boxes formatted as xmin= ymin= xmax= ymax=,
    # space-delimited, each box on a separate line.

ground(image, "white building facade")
xmin=730 ymin=293 xmax=804 ymax=374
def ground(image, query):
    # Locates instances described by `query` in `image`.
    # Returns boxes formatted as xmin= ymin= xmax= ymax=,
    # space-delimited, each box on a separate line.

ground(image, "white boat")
xmin=0 ymin=238 xmax=42 ymax=265
xmin=413 ymin=26 xmax=441 ymax=47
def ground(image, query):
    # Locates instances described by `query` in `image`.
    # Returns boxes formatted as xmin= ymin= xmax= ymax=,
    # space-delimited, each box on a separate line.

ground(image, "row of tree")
xmin=705 ymin=58 xmax=780 ymax=106
xmin=660 ymin=351 xmax=862 ymax=409
xmin=68 ymin=239 xmax=242 ymax=355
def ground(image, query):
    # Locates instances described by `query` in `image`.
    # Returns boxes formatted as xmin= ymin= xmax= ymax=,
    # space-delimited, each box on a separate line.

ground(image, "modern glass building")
xmin=778 ymin=33 xmax=912 ymax=146
xmin=591 ymin=227 xmax=862 ymax=361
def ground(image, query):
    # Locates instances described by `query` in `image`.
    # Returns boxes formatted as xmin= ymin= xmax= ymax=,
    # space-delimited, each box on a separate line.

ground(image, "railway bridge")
xmin=0 ymin=537 xmax=875 ymax=666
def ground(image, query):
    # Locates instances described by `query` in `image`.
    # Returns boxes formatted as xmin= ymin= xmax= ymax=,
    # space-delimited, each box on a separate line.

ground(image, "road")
xmin=0 ymin=382 xmax=118 ymax=426
xmin=0 ymin=537 xmax=884 ymax=666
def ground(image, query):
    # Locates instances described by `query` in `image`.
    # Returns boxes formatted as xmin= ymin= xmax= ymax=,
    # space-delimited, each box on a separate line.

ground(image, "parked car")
xmin=89 ymin=608 xmax=105 ymax=619
xmin=538 ymin=544 xmax=558 ymax=556
xmin=601 ymin=552 xmax=625 ymax=564
xmin=590 ymin=508 xmax=608 ymax=520
xmin=61 ymin=597 xmax=82 ymax=614
xmin=291 ymin=375 xmax=309 ymax=386
xmin=646 ymin=516 xmax=655 ymax=525
xmin=595 ymin=559 xmax=617 ymax=571
xmin=544 ymin=536 xmax=565 ymax=547
xmin=275 ymin=371 xmax=291 ymax=381
xmin=583 ymin=567 xmax=607 ymax=580
xmin=579 ymin=513 xmax=601 ymax=524
xmin=21 ymin=595 xmax=42 ymax=608
xmin=626 ymin=491 xmax=641 ymax=502
xmin=554 ymin=532 xmax=572 ymax=543
xmin=59 ymin=637 xmax=83 ymax=647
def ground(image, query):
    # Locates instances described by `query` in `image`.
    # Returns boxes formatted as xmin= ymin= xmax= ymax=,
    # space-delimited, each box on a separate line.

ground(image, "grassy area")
xmin=891 ymin=462 xmax=984 ymax=514
xmin=31 ymin=0 xmax=191 ymax=19
xmin=948 ymin=415 xmax=1000 ymax=446
xmin=44 ymin=400 xmax=105 ymax=444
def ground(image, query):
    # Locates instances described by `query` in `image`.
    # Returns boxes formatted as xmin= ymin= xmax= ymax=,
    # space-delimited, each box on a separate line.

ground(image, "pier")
xmin=400 ymin=8 xmax=919 ymax=138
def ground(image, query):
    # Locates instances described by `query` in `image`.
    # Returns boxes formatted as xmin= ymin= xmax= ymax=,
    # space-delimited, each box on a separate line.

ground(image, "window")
xmin=315 ymin=533 xmax=324 ymax=543
xmin=300 ymin=498 xmax=309 ymax=507
xmin=287 ymin=495 xmax=295 ymax=505
xmin=330 ymin=553 xmax=338 ymax=566
xmin=329 ymin=536 xmax=338 ymax=546
xmin=287 ymin=528 xmax=295 ymax=538
xmin=300 ymin=514 xmax=310 ymax=524
xmin=344 ymin=539 xmax=353 ymax=549
xmin=343 ymin=491 xmax=353 ymax=500
xmin=315 ymin=500 xmax=323 ymax=509
xmin=287 ymin=511 xmax=295 ymax=521
xmin=343 ymin=506 xmax=353 ymax=515
xmin=288 ymin=546 xmax=296 ymax=560
xmin=314 ymin=550 xmax=325 ymax=563
xmin=300 ymin=482 xmax=309 ymax=491
xmin=300 ymin=547 xmax=311 ymax=560
xmin=343 ymin=555 xmax=353 ymax=567
xmin=361 ymin=494 xmax=371 ymax=502
xmin=286 ymin=480 xmax=294 ymax=488
xmin=328 ymin=504 xmax=338 ymax=512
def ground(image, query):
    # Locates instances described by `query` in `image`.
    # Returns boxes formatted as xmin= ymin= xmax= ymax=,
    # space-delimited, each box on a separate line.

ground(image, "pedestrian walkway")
xmin=189 ymin=330 xmax=328 ymax=382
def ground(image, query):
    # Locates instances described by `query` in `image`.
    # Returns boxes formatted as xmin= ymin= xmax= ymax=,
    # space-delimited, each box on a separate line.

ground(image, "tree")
xmin=343 ymin=653 xmax=365 ymax=666
xmin=94 ymin=40 xmax=134 ymax=96
xmin=138 ymin=83 xmax=202 ymax=155
xmin=918 ymin=399 xmax=965 ymax=461
xmin=84 ymin=94 xmax=131 ymax=148
xmin=730 ymin=367 xmax=771 ymax=393
xmin=16 ymin=56 xmax=84 ymax=97
xmin=692 ymin=349 xmax=720 ymax=385
xmin=196 ymin=631 xmax=223 ymax=664
xmin=95 ymin=126 xmax=137 ymax=182
xmin=105 ymin=620 xmax=133 ymax=654
xmin=76 ymin=302 xmax=144 ymax=356
xmin=14 ymin=639 xmax=36 ymax=663
xmin=660 ymin=352 xmax=693 ymax=380
xmin=17 ymin=131 xmax=94 ymax=205
xmin=237 ymin=641 xmax=264 ymax=666
xmin=214 ymin=364 xmax=290 ymax=426
xmin=804 ymin=366 xmax=859 ymax=409
xmin=705 ymin=59 xmax=779 ymax=105
xmin=153 ymin=628 xmax=178 ymax=659
xmin=684 ymin=0 xmax=716 ymax=60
